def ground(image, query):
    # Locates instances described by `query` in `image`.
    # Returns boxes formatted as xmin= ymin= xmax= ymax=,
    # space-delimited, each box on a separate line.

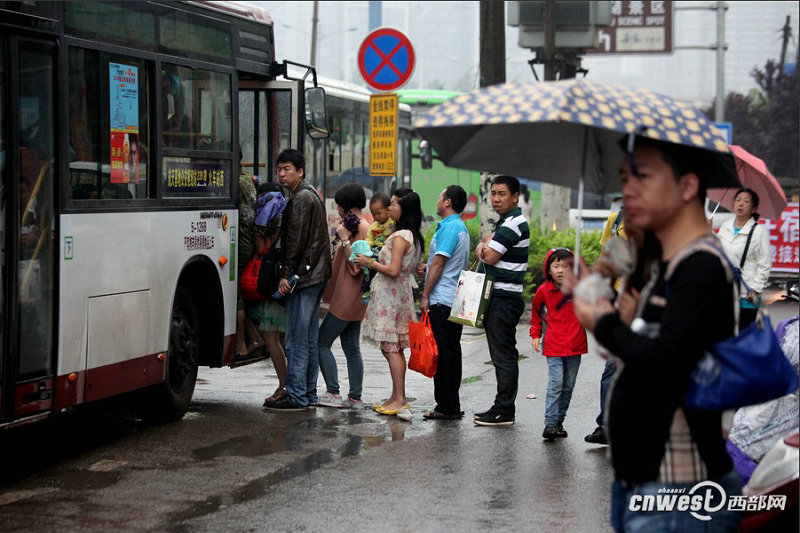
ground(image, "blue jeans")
xmin=284 ymin=282 xmax=325 ymax=407
xmin=596 ymin=358 xmax=617 ymax=427
xmin=544 ymin=355 xmax=582 ymax=426
xmin=317 ymin=311 xmax=363 ymax=400
xmin=483 ymin=293 xmax=525 ymax=416
xmin=611 ymin=470 xmax=743 ymax=533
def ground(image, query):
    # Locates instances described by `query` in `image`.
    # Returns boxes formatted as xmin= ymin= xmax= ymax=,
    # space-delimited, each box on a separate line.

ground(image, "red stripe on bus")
xmin=14 ymin=379 xmax=55 ymax=417
xmin=83 ymin=353 xmax=166 ymax=403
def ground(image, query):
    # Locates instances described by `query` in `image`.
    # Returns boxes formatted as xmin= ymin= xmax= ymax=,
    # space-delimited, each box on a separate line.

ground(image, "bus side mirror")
xmin=305 ymin=87 xmax=329 ymax=139
xmin=419 ymin=139 xmax=432 ymax=169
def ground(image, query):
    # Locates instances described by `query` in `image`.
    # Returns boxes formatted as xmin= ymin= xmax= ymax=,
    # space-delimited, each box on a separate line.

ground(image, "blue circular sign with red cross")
xmin=358 ymin=28 xmax=415 ymax=92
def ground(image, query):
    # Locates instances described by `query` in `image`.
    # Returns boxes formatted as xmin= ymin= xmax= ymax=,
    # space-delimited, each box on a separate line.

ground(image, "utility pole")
xmin=778 ymin=15 xmax=792 ymax=78
xmin=715 ymin=0 xmax=725 ymax=121
xmin=539 ymin=0 xmax=570 ymax=232
xmin=310 ymin=0 xmax=319 ymax=66
xmin=478 ymin=0 xmax=506 ymax=236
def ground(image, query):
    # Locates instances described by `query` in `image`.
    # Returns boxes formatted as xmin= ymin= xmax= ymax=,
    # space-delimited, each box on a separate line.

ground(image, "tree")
xmin=706 ymin=59 xmax=799 ymax=179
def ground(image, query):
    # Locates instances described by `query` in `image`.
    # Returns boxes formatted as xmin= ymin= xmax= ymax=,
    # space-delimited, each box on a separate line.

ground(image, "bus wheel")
xmin=148 ymin=287 xmax=199 ymax=422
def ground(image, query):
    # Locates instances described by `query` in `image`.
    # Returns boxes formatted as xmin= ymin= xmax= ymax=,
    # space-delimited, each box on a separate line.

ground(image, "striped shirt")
xmin=484 ymin=207 xmax=529 ymax=297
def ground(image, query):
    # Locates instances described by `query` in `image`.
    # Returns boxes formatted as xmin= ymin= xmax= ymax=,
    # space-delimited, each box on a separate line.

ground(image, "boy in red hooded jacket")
xmin=530 ymin=248 xmax=588 ymax=440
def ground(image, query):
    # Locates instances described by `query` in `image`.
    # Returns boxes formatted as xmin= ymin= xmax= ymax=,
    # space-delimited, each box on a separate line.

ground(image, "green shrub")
xmin=422 ymin=218 xmax=603 ymax=304
xmin=524 ymin=225 xmax=603 ymax=302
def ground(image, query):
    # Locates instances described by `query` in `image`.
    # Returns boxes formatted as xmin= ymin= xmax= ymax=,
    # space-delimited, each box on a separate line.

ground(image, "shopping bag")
xmin=685 ymin=313 xmax=799 ymax=411
xmin=448 ymin=265 xmax=493 ymax=328
xmin=240 ymin=257 xmax=266 ymax=301
xmin=409 ymin=311 xmax=438 ymax=378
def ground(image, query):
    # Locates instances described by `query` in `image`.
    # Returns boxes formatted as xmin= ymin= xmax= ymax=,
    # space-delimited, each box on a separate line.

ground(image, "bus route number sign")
xmin=369 ymin=94 xmax=398 ymax=176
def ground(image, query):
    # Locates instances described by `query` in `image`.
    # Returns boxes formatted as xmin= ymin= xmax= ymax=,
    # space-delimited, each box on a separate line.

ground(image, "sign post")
xmin=358 ymin=28 xmax=414 ymax=177
xmin=358 ymin=28 xmax=415 ymax=92
xmin=369 ymin=94 xmax=398 ymax=176
xmin=586 ymin=0 xmax=673 ymax=55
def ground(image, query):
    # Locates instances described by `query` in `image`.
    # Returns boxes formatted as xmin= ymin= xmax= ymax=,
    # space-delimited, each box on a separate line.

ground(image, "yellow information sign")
xmin=369 ymin=94 xmax=398 ymax=176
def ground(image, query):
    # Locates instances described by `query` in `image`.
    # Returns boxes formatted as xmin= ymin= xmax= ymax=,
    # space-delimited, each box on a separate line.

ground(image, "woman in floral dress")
xmin=355 ymin=188 xmax=424 ymax=416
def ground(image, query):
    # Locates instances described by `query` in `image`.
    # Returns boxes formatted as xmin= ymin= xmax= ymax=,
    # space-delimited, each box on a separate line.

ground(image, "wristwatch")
xmin=342 ymin=240 xmax=351 ymax=246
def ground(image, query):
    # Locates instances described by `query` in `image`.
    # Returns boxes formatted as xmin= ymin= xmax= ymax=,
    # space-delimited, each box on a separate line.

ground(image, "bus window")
xmin=18 ymin=41 xmax=55 ymax=378
xmin=0 ymin=39 xmax=5 ymax=379
xmin=161 ymin=64 xmax=231 ymax=152
xmin=68 ymin=49 xmax=150 ymax=200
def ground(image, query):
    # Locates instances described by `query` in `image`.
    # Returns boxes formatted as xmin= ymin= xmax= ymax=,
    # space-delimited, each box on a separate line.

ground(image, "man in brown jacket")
xmin=264 ymin=149 xmax=331 ymax=411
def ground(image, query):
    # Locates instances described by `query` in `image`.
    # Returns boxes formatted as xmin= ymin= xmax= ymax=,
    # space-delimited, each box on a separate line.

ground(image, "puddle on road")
xmin=39 ymin=470 xmax=122 ymax=490
xmin=170 ymin=410 xmax=435 ymax=529
xmin=194 ymin=409 xmax=433 ymax=461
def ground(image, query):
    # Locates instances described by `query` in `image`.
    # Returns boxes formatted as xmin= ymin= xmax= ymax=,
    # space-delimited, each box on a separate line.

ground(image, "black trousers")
xmin=428 ymin=304 xmax=464 ymax=415
xmin=483 ymin=293 xmax=525 ymax=416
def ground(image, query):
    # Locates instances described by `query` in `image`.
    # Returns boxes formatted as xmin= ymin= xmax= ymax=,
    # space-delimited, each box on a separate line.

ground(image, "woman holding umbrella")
xmin=717 ymin=188 xmax=772 ymax=329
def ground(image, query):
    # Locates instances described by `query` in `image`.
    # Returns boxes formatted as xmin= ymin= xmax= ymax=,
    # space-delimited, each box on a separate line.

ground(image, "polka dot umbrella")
xmin=414 ymin=78 xmax=740 ymax=258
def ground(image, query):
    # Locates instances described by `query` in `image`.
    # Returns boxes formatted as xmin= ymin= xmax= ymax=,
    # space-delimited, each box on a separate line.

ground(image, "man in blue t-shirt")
xmin=421 ymin=185 xmax=470 ymax=420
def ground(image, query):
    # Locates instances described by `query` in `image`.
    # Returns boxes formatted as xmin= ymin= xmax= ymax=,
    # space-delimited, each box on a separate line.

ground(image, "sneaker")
xmin=542 ymin=424 xmax=560 ymax=439
xmin=555 ymin=422 xmax=568 ymax=438
xmin=318 ymin=392 xmax=344 ymax=408
xmin=342 ymin=397 xmax=364 ymax=409
xmin=473 ymin=407 xmax=495 ymax=419
xmin=473 ymin=411 xmax=514 ymax=426
xmin=263 ymin=395 xmax=307 ymax=412
xmin=584 ymin=426 xmax=608 ymax=445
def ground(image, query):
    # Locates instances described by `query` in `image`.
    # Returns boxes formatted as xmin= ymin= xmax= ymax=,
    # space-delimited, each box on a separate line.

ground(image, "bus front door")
xmin=238 ymin=80 xmax=303 ymax=183
xmin=0 ymin=37 xmax=57 ymax=426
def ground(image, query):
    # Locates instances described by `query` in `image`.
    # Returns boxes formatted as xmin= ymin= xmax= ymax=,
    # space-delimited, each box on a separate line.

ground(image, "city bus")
xmin=298 ymin=74 xmax=413 ymax=224
xmin=0 ymin=1 xmax=325 ymax=429
xmin=396 ymin=89 xmax=481 ymax=220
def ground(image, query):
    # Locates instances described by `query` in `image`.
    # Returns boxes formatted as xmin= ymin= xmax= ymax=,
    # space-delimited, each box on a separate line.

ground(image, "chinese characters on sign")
xmin=109 ymin=62 xmax=140 ymax=184
xmin=586 ymin=0 xmax=673 ymax=54
xmin=164 ymin=160 xmax=228 ymax=194
xmin=759 ymin=203 xmax=799 ymax=273
xmin=369 ymin=94 xmax=398 ymax=176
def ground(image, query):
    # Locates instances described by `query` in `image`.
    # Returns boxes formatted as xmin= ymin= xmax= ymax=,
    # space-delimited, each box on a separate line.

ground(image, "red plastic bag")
xmin=240 ymin=257 xmax=267 ymax=301
xmin=408 ymin=311 xmax=438 ymax=378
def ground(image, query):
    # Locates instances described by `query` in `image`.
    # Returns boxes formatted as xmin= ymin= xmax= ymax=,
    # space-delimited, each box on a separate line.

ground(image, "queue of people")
xmin=238 ymin=144 xmax=781 ymax=532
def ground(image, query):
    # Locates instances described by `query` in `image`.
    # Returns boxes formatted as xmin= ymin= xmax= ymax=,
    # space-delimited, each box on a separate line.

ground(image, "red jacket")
xmin=529 ymin=249 xmax=588 ymax=356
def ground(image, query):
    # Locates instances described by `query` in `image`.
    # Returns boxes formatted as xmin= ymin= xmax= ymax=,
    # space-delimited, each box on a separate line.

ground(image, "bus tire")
xmin=147 ymin=286 xmax=200 ymax=422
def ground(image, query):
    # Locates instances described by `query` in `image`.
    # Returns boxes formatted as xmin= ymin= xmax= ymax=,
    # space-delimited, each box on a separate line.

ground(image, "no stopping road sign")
xmin=358 ymin=27 xmax=415 ymax=92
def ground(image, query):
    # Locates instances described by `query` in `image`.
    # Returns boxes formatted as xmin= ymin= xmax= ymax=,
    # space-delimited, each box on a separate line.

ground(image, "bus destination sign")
xmin=165 ymin=160 xmax=228 ymax=194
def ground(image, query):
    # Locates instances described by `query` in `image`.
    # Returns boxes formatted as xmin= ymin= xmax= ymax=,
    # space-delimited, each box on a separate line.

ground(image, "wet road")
xmin=0 ymin=299 xmax=795 ymax=532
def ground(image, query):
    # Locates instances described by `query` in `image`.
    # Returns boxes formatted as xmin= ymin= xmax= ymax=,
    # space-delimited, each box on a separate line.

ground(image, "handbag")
xmin=240 ymin=256 xmax=266 ymax=301
xmin=408 ymin=311 xmax=438 ymax=378
xmin=239 ymin=248 xmax=282 ymax=301
xmin=448 ymin=262 xmax=494 ymax=328
xmin=685 ymin=312 xmax=799 ymax=410
xmin=679 ymin=239 xmax=799 ymax=410
xmin=256 ymin=248 xmax=281 ymax=300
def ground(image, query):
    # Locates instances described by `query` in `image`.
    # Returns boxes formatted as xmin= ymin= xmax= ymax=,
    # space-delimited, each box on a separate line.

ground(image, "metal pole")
xmin=715 ymin=1 xmax=725 ymax=121
xmin=310 ymin=0 xmax=319 ymax=66
xmin=544 ymin=0 xmax=556 ymax=80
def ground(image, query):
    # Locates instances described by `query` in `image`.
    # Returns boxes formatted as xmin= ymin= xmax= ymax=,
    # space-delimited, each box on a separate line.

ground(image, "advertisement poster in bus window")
xmin=760 ymin=203 xmax=799 ymax=273
xmin=109 ymin=62 xmax=139 ymax=184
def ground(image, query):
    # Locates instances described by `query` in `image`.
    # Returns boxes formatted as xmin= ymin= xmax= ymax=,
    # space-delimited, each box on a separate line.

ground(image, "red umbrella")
xmin=708 ymin=145 xmax=788 ymax=220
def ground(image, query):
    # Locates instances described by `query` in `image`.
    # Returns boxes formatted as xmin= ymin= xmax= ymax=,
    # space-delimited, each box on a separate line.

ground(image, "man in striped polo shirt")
xmin=473 ymin=175 xmax=530 ymax=426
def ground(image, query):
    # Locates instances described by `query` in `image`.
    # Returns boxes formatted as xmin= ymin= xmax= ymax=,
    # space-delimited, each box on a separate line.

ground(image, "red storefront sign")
xmin=759 ymin=203 xmax=799 ymax=273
